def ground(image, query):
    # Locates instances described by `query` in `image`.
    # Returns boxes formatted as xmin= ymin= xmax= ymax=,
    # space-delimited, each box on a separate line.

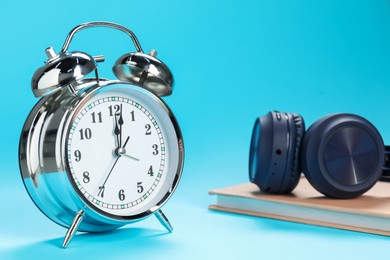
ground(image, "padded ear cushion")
xmin=301 ymin=114 xmax=384 ymax=199
xmin=249 ymin=111 xmax=305 ymax=194
xmin=278 ymin=113 xmax=305 ymax=193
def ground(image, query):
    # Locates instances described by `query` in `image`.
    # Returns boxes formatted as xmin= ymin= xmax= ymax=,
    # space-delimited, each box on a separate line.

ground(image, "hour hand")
xmin=113 ymin=116 xmax=120 ymax=148
xmin=118 ymin=104 xmax=124 ymax=147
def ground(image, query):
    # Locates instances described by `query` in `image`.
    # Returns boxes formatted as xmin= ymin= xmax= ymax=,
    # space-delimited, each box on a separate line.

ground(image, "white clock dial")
xmin=66 ymin=88 xmax=174 ymax=217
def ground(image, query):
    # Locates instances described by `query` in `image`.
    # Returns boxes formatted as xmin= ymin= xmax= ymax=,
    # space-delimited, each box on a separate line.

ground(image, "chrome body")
xmin=19 ymin=80 xmax=184 ymax=233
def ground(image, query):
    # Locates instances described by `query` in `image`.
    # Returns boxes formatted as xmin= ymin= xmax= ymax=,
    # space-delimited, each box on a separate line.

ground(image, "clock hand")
xmin=98 ymin=156 xmax=120 ymax=198
xmin=122 ymin=153 xmax=140 ymax=161
xmin=115 ymin=137 xmax=138 ymax=161
xmin=99 ymin=136 xmax=130 ymax=197
xmin=115 ymin=136 xmax=130 ymax=156
xmin=118 ymin=104 xmax=124 ymax=147
xmin=114 ymin=115 xmax=120 ymax=148
xmin=122 ymin=136 xmax=130 ymax=148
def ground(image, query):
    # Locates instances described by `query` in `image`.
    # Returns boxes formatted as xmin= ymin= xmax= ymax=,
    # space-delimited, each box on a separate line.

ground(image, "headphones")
xmin=31 ymin=21 xmax=173 ymax=98
xmin=249 ymin=111 xmax=390 ymax=199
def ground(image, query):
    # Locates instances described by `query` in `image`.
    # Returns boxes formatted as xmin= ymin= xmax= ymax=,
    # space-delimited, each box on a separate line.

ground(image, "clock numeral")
xmin=79 ymin=128 xmax=92 ymax=140
xmin=108 ymin=105 xmax=120 ymax=116
xmin=145 ymin=124 xmax=151 ymax=135
xmin=118 ymin=189 xmax=125 ymax=201
xmin=91 ymin=111 xmax=102 ymax=123
xmin=98 ymin=186 xmax=105 ymax=198
xmin=137 ymin=182 xmax=144 ymax=193
xmin=148 ymin=165 xmax=154 ymax=176
xmin=83 ymin=171 xmax=90 ymax=183
xmin=152 ymin=144 xmax=159 ymax=155
xmin=74 ymin=150 xmax=81 ymax=162
xmin=130 ymin=110 xmax=135 ymax=121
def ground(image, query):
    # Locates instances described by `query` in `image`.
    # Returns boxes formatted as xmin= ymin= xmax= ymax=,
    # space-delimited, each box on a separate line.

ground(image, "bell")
xmin=32 ymin=47 xmax=97 ymax=97
xmin=113 ymin=50 xmax=173 ymax=97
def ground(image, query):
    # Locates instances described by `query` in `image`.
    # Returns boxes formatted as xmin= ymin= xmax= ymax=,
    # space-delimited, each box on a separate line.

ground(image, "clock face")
xmin=66 ymin=86 xmax=181 ymax=218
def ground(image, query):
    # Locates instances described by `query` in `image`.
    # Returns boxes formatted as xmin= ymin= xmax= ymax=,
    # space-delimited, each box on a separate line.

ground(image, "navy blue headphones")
xmin=249 ymin=111 xmax=390 ymax=199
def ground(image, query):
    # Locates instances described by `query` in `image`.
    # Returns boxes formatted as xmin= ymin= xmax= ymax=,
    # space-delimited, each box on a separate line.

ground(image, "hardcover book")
xmin=209 ymin=177 xmax=390 ymax=236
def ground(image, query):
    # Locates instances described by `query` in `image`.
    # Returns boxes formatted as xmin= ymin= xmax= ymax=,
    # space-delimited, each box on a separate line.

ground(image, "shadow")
xmin=250 ymin=190 xmax=299 ymax=198
xmin=2 ymin=227 xmax=174 ymax=258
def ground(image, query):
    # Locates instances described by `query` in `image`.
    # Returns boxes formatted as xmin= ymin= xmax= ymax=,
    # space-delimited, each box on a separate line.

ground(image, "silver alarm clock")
xmin=19 ymin=21 xmax=184 ymax=248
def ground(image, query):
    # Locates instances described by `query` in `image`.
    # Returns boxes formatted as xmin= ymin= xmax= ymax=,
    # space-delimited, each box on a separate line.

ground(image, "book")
xmin=209 ymin=177 xmax=390 ymax=236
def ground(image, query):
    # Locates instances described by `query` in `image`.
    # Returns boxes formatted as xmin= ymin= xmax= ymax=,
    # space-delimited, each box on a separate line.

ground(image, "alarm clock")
xmin=19 ymin=21 xmax=184 ymax=248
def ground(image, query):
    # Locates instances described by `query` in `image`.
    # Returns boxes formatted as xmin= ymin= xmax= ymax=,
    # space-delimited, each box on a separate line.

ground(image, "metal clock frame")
xmin=19 ymin=79 xmax=184 ymax=247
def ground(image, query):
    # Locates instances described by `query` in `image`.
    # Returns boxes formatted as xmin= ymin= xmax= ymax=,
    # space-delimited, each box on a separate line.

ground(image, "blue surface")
xmin=1 ymin=0 xmax=390 ymax=258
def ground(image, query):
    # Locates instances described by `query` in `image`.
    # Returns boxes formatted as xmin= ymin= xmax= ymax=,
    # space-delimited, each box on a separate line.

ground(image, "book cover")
xmin=209 ymin=177 xmax=390 ymax=236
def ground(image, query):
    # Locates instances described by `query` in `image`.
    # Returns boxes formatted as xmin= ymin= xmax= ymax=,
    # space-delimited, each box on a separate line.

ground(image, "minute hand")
xmin=100 ymin=156 xmax=120 ymax=189
xmin=98 ymin=136 xmax=130 ymax=196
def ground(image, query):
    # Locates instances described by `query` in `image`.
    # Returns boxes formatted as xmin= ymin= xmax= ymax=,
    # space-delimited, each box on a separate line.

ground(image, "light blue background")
xmin=1 ymin=0 xmax=390 ymax=258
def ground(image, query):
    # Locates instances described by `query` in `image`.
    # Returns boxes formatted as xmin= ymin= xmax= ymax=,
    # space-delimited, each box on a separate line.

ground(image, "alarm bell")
xmin=31 ymin=47 xmax=99 ymax=97
xmin=113 ymin=50 xmax=174 ymax=97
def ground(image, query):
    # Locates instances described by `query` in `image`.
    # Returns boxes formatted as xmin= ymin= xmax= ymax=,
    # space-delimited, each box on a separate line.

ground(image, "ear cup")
xmin=249 ymin=111 xmax=305 ymax=193
xmin=301 ymin=114 xmax=384 ymax=199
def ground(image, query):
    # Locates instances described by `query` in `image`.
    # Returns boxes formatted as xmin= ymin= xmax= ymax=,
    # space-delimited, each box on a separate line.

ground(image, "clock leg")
xmin=62 ymin=210 xmax=85 ymax=248
xmin=154 ymin=209 xmax=173 ymax=233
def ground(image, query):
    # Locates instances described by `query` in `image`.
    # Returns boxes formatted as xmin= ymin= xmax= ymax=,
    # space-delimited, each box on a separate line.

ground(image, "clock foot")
xmin=62 ymin=210 xmax=85 ymax=248
xmin=154 ymin=209 xmax=173 ymax=233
